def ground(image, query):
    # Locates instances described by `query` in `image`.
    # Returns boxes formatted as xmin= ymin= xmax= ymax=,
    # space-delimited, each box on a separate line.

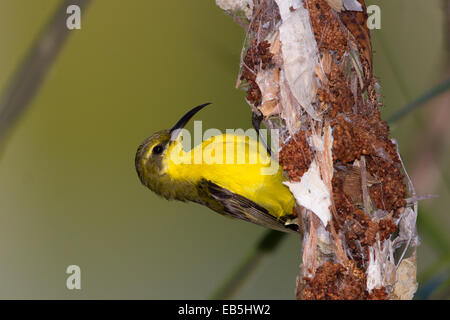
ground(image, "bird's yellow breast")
xmin=166 ymin=134 xmax=295 ymax=218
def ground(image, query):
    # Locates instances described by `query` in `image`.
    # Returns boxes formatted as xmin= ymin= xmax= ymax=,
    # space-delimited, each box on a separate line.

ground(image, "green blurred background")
xmin=0 ymin=0 xmax=448 ymax=299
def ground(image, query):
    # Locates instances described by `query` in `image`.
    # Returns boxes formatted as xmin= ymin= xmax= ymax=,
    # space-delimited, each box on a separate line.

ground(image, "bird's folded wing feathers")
xmin=199 ymin=179 xmax=298 ymax=233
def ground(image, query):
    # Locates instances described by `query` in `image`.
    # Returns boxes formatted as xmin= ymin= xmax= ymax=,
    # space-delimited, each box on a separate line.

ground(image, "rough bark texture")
xmin=216 ymin=0 xmax=419 ymax=300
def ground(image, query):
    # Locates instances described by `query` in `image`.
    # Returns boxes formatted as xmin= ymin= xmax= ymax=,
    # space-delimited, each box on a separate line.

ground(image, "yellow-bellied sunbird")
xmin=135 ymin=103 xmax=298 ymax=233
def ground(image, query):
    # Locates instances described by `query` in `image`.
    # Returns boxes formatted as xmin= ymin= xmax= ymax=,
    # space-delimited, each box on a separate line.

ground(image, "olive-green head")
xmin=135 ymin=129 xmax=171 ymax=189
xmin=135 ymin=103 xmax=211 ymax=195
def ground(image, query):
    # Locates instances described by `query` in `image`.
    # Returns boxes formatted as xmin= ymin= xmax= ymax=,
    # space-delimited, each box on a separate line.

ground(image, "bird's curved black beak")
xmin=170 ymin=103 xmax=211 ymax=140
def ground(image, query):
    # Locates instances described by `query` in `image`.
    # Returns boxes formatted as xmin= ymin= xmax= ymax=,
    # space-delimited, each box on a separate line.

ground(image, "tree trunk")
xmin=215 ymin=0 xmax=418 ymax=299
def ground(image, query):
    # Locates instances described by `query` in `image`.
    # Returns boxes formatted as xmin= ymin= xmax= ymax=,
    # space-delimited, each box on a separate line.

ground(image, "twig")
xmin=210 ymin=230 xmax=286 ymax=299
xmin=387 ymin=77 xmax=450 ymax=124
xmin=0 ymin=0 xmax=91 ymax=141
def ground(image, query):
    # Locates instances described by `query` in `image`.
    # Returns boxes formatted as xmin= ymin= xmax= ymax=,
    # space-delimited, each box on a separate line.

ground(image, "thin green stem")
xmin=377 ymin=30 xmax=412 ymax=102
xmin=210 ymin=230 xmax=286 ymax=299
xmin=387 ymin=77 xmax=450 ymax=124
xmin=0 ymin=0 xmax=92 ymax=141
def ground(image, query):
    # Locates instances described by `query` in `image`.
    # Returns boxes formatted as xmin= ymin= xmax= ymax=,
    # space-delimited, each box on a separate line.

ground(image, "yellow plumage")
xmin=135 ymin=104 xmax=298 ymax=233
xmin=167 ymin=134 xmax=294 ymax=219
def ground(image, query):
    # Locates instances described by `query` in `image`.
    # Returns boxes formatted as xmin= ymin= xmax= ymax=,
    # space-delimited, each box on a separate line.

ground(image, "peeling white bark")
xmin=284 ymin=161 xmax=332 ymax=226
xmin=275 ymin=0 xmax=320 ymax=121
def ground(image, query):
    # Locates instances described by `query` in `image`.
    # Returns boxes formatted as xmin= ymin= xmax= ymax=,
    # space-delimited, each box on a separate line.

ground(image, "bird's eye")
xmin=152 ymin=144 xmax=164 ymax=155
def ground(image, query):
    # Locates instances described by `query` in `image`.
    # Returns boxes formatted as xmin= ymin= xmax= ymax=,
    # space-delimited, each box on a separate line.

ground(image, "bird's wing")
xmin=198 ymin=179 xmax=298 ymax=233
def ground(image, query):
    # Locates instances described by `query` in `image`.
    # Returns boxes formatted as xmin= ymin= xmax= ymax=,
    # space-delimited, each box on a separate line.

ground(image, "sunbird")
xmin=135 ymin=103 xmax=298 ymax=233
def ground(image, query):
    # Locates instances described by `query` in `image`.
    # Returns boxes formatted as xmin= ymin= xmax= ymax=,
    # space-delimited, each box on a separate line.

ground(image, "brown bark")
xmin=216 ymin=0 xmax=418 ymax=299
